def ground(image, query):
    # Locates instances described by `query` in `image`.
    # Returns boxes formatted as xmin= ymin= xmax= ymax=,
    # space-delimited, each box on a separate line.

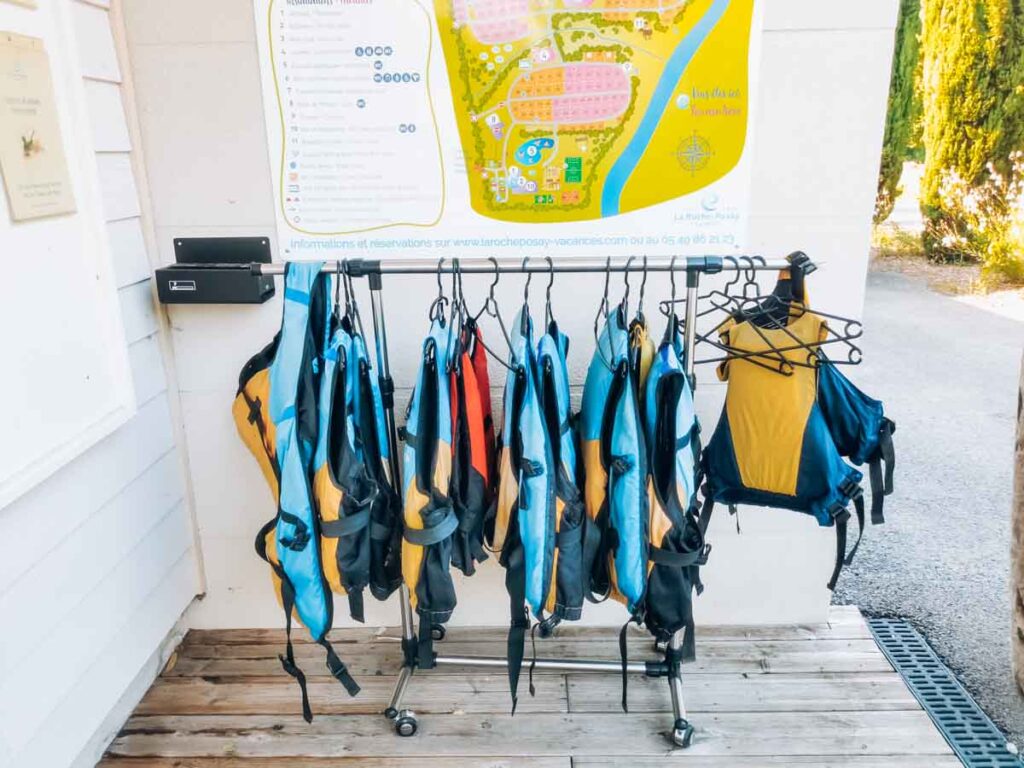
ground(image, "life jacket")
xmin=449 ymin=317 xmax=495 ymax=576
xmin=346 ymin=328 xmax=404 ymax=601
xmin=701 ymin=301 xmax=864 ymax=590
xmin=642 ymin=316 xmax=708 ymax=656
xmin=310 ymin=316 xmax=390 ymax=625
xmin=492 ymin=305 xmax=557 ymax=711
xmin=402 ymin=315 xmax=459 ymax=670
xmin=579 ymin=304 xmax=630 ymax=601
xmin=536 ymin=320 xmax=585 ymax=629
xmin=817 ymin=358 xmax=895 ymax=525
xmin=605 ymin=307 xmax=651 ymax=616
xmin=232 ymin=262 xmax=360 ymax=723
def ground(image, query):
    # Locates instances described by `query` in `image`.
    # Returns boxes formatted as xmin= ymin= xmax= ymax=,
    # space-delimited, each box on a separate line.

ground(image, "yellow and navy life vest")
xmin=345 ymin=327 xmax=405 ymax=602
xmin=492 ymin=305 xmax=557 ymax=710
xmin=233 ymin=262 xmax=360 ymax=723
xmin=598 ymin=303 xmax=647 ymax=618
xmin=449 ymin=318 xmax=495 ymax=576
xmin=402 ymin=315 xmax=459 ymax=669
xmin=702 ymin=301 xmax=864 ymax=590
xmin=642 ymin=316 xmax=708 ymax=656
xmin=311 ymin=317 xmax=384 ymax=624
xmin=536 ymin=320 xmax=585 ymax=631
xmin=579 ymin=304 xmax=629 ymax=601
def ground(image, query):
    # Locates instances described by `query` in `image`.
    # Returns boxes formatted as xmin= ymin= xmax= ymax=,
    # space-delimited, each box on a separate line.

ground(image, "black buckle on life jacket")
xmin=828 ymin=503 xmax=851 ymax=526
xmin=838 ymin=477 xmax=862 ymax=501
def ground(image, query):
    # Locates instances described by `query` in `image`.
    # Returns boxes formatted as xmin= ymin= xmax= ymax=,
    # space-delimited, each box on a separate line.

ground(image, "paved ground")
xmin=835 ymin=268 xmax=1024 ymax=745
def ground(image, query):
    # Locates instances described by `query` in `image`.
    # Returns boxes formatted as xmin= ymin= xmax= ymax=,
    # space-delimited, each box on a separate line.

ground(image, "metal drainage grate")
xmin=869 ymin=618 xmax=1022 ymax=767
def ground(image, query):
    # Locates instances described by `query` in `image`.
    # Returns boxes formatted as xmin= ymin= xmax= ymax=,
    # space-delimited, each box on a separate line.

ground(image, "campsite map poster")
xmin=254 ymin=0 xmax=760 ymax=259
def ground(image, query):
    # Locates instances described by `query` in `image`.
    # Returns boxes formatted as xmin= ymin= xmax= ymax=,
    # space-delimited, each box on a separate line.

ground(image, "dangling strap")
xmin=581 ymin=511 xmax=609 ymax=603
xmin=827 ymin=506 xmax=852 ymax=591
xmin=846 ymin=494 xmax=866 ymax=566
xmin=528 ymin=622 xmax=540 ymax=698
xmin=505 ymin=544 xmax=530 ymax=714
xmin=320 ymin=638 xmax=361 ymax=697
xmin=277 ymin=576 xmax=313 ymax=723
xmin=698 ymin=492 xmax=715 ymax=535
xmin=418 ymin=615 xmax=436 ymax=671
xmin=618 ymin=614 xmax=642 ymax=713
xmin=868 ymin=419 xmax=896 ymax=525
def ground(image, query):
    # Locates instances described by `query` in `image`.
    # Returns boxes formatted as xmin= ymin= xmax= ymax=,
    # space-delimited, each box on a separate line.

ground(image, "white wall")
xmin=0 ymin=2 xmax=200 ymax=766
xmin=121 ymin=0 xmax=898 ymax=631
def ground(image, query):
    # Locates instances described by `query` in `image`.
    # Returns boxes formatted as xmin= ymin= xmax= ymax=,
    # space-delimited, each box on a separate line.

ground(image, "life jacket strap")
xmin=868 ymin=419 xmax=896 ymax=525
xmin=320 ymin=638 xmax=361 ymax=697
xmin=320 ymin=508 xmax=371 ymax=538
xmin=826 ymin=496 xmax=864 ymax=591
xmin=278 ymin=576 xmax=313 ymax=723
xmin=697 ymin=492 xmax=714 ymax=536
xmin=278 ymin=511 xmax=311 ymax=551
xmin=648 ymin=544 xmax=710 ymax=568
xmin=504 ymin=544 xmax=530 ymax=715
xmin=618 ymin=613 xmax=644 ymax=713
xmin=403 ymin=506 xmax=458 ymax=546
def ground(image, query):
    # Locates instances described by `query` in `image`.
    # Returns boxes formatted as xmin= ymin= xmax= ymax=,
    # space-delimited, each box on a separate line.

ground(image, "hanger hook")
xmin=622 ymin=256 xmax=634 ymax=315
xmin=670 ymin=256 xmax=677 ymax=304
xmin=522 ymin=256 xmax=532 ymax=303
xmin=638 ymin=256 xmax=648 ymax=316
xmin=545 ymin=256 xmax=555 ymax=326
xmin=437 ymin=257 xmax=446 ymax=301
xmin=334 ymin=260 xmax=343 ymax=314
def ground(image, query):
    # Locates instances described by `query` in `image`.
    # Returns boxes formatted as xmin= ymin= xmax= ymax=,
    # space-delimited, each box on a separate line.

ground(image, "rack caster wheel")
xmin=670 ymin=719 xmax=695 ymax=748
xmin=431 ymin=624 xmax=446 ymax=642
xmin=384 ymin=706 xmax=398 ymax=720
xmin=395 ymin=710 xmax=418 ymax=737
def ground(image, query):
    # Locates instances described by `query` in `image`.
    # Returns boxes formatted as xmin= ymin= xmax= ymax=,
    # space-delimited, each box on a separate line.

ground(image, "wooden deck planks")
xmin=168 ymin=638 xmax=892 ymax=677
xmin=102 ymin=607 xmax=956 ymax=765
xmin=106 ymin=711 xmax=952 ymax=759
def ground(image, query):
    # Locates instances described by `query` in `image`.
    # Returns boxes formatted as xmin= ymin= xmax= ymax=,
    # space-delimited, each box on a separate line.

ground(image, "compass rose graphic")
xmin=675 ymin=132 xmax=712 ymax=175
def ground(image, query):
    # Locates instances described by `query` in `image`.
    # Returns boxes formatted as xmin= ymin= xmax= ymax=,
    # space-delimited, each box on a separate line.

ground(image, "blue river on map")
xmin=600 ymin=0 xmax=731 ymax=217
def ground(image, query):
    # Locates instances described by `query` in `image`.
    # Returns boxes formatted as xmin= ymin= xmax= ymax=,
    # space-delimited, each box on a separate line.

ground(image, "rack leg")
xmin=366 ymin=272 xmax=420 ymax=735
xmin=666 ymin=629 xmax=694 ymax=748
xmin=670 ymin=265 xmax=698 ymax=748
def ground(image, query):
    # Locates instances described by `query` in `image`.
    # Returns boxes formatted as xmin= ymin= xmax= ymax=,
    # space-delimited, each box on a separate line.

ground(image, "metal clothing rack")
xmin=252 ymin=255 xmax=794 ymax=747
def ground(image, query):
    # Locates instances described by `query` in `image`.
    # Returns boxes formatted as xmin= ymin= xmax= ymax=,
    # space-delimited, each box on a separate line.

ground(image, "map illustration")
xmin=434 ymin=0 xmax=754 ymax=222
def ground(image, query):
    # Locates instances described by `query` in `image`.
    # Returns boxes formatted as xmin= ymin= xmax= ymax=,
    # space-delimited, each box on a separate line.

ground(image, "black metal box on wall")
xmin=155 ymin=237 xmax=276 ymax=304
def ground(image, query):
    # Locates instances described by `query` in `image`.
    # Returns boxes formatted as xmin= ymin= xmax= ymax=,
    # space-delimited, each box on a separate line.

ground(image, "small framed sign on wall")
xmin=0 ymin=32 xmax=76 ymax=221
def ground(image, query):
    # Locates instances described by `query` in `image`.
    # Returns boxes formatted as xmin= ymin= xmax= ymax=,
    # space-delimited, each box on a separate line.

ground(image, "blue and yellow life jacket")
xmin=233 ymin=262 xmax=360 ymax=723
xmin=346 ymin=327 xmax=404 ymax=600
xmin=818 ymin=358 xmax=895 ymax=525
xmin=642 ymin=316 xmax=708 ymax=655
xmin=402 ymin=315 xmax=459 ymax=669
xmin=702 ymin=303 xmax=864 ymax=589
xmin=536 ymin=320 xmax=585 ymax=628
xmin=491 ymin=305 xmax=558 ymax=709
xmin=312 ymin=322 xmax=362 ymax=611
xmin=580 ymin=304 xmax=630 ymax=601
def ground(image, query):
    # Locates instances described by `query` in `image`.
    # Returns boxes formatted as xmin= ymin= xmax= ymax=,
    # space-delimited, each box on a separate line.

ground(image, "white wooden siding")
xmin=0 ymin=1 xmax=198 ymax=766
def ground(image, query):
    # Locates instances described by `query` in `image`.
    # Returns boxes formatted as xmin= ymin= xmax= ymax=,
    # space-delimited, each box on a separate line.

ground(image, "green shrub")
xmin=875 ymin=0 xmax=922 ymax=224
xmin=920 ymin=0 xmax=1024 ymax=230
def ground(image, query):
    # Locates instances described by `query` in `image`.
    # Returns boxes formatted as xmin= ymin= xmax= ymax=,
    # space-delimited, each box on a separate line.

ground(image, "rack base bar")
xmin=432 ymin=654 xmax=654 ymax=675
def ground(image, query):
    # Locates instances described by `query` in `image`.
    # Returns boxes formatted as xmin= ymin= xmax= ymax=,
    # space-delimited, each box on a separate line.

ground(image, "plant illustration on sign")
xmin=20 ymin=130 xmax=42 ymax=158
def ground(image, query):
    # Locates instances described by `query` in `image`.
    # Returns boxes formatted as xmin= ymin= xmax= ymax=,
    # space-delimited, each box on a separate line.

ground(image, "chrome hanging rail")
xmin=250 ymin=254 xmax=794 ymax=277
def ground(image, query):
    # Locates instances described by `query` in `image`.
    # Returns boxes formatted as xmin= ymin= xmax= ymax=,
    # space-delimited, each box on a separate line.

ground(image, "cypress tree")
xmin=875 ymin=0 xmax=922 ymax=224
xmin=920 ymin=0 xmax=1024 ymax=224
